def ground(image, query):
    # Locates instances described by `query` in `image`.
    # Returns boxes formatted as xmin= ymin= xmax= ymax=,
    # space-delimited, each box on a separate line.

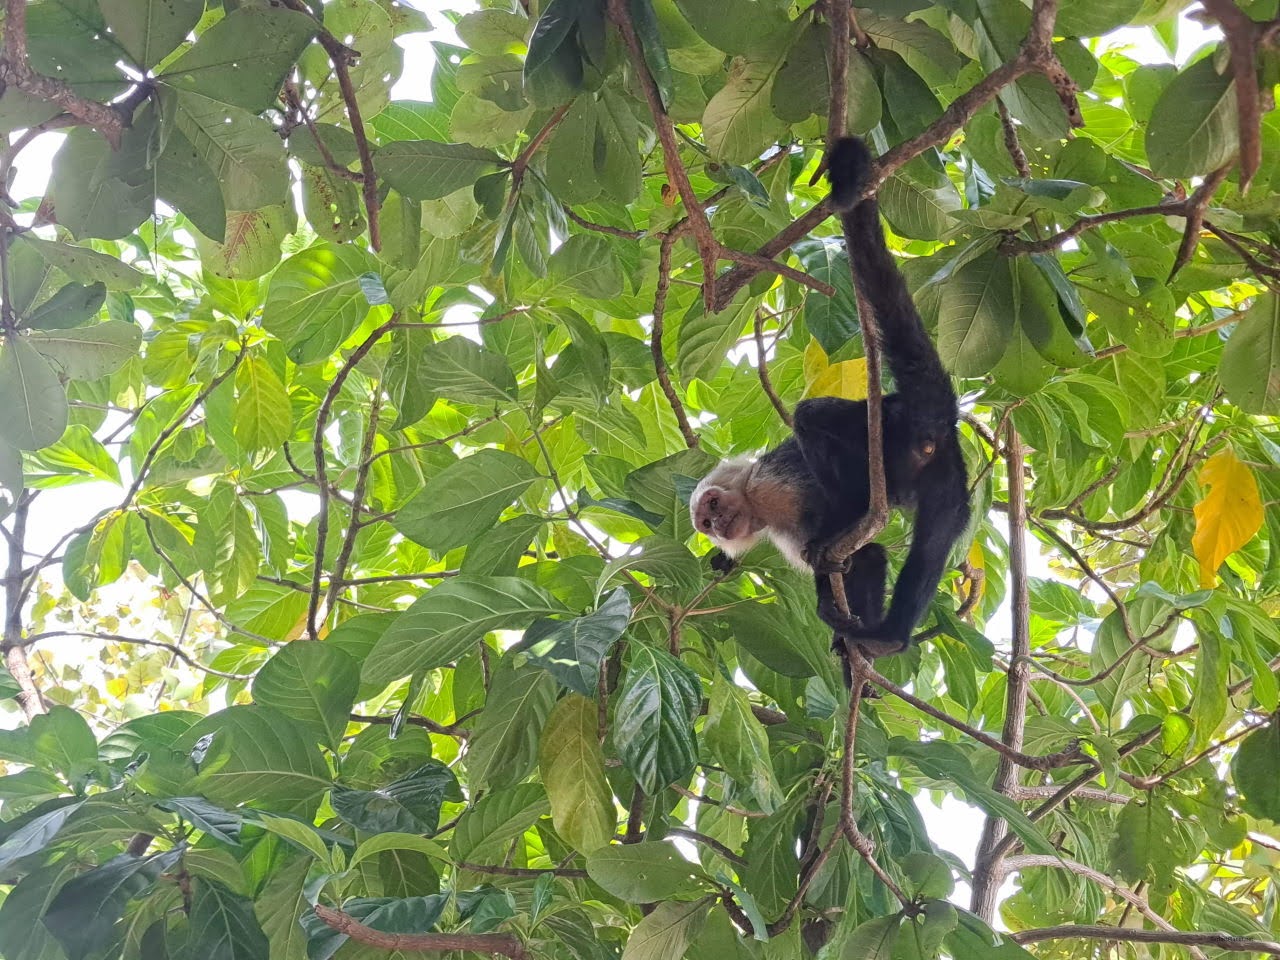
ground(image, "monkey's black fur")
xmin=722 ymin=138 xmax=970 ymax=663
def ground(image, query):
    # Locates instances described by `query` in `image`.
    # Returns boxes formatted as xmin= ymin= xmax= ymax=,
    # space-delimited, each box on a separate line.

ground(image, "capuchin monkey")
xmin=690 ymin=137 xmax=969 ymax=668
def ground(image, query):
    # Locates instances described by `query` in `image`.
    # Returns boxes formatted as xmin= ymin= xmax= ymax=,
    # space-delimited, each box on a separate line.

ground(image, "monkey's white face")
xmin=691 ymin=473 xmax=760 ymax=556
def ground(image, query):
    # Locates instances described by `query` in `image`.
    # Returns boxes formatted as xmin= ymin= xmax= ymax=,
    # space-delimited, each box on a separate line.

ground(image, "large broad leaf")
xmin=1221 ymin=293 xmax=1280 ymax=414
xmin=415 ymin=336 xmax=518 ymax=401
xmin=702 ymin=675 xmax=783 ymax=813
xmin=20 ymin=237 xmax=146 ymax=291
xmin=0 ymin=801 xmax=85 ymax=873
xmin=1232 ymin=715 xmax=1280 ymax=822
xmin=619 ymin=899 xmax=710 ymax=960
xmin=702 ymin=54 xmax=788 ymax=164
xmin=42 ymin=848 xmax=183 ymax=960
xmin=156 ymin=126 xmax=227 ymax=242
xmin=614 ymin=646 xmax=701 ymax=793
xmin=586 ymin=843 xmax=709 ymax=903
xmin=937 ymin=251 xmax=1016 ymax=377
xmin=179 ymin=878 xmax=270 ymax=960
xmin=252 ymin=643 xmax=360 ymax=749
xmin=0 ymin=338 xmax=68 ymax=451
xmin=450 ymin=782 xmax=550 ymax=863
xmin=362 ymin=578 xmax=566 ymax=686
xmin=25 ymin=322 xmax=141 ymax=381
xmin=197 ymin=204 xmax=295 ymax=281
xmin=395 ymin=449 xmax=540 ymax=553
xmin=792 ymin=238 xmax=858 ymax=355
xmin=181 ymin=706 xmax=331 ymax=814
xmin=174 ymin=91 xmax=289 ymax=211
xmin=161 ymin=6 xmax=317 ymax=111
xmin=331 ymin=761 xmax=460 ymax=834
xmin=521 ymin=587 xmax=631 ymax=695
xmin=46 ymin=129 xmax=153 ymax=241
xmin=547 ymin=234 xmax=624 ymax=300
xmin=1145 ymin=56 xmax=1238 ymax=178
xmin=262 ymin=244 xmax=378 ymax=364
xmin=29 ymin=706 xmax=97 ymax=779
xmin=23 ymin=281 xmax=107 ymax=331
xmin=233 ymin=355 xmax=292 ymax=455
xmin=539 ymin=694 xmax=615 ymax=853
xmin=465 ymin=660 xmax=558 ymax=790
xmin=99 ymin=0 xmax=202 ymax=69
xmin=1192 ymin=448 xmax=1263 ymax=588
xmin=378 ymin=140 xmax=506 ymax=200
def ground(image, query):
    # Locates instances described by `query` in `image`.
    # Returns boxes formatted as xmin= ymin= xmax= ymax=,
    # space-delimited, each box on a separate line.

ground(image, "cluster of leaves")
xmin=1 ymin=0 xmax=1280 ymax=957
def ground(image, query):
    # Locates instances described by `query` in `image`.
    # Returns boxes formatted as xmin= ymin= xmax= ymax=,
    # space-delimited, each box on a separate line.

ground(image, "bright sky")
xmin=7 ymin=0 xmax=1220 ymax=918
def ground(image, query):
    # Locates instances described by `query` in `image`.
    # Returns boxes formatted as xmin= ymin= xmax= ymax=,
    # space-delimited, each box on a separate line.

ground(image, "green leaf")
xmin=252 ymin=642 xmax=359 ymax=749
xmin=465 ymin=659 xmax=558 ymax=790
xmin=233 ymin=354 xmax=292 ymax=455
xmin=702 ymin=54 xmax=788 ymax=164
xmin=161 ymin=6 xmax=317 ymax=111
xmin=47 ymin=129 xmax=153 ymax=241
xmin=362 ymin=578 xmax=566 ymax=686
xmin=19 ymin=237 xmax=145 ymax=291
xmin=378 ymin=140 xmax=505 ymax=200
xmin=450 ymin=782 xmax=549 ymax=863
xmin=25 ymin=322 xmax=141 ymax=380
xmin=619 ymin=898 xmax=710 ymax=960
xmin=1110 ymin=799 xmax=1177 ymax=883
xmin=521 ymin=587 xmax=631 ymax=696
xmin=182 ymin=705 xmax=331 ymax=814
xmin=262 ymin=243 xmax=378 ymax=364
xmin=456 ymin=9 xmax=530 ymax=54
xmin=539 ymin=694 xmax=615 ymax=853
xmin=845 ymin=914 xmax=901 ymax=960
xmin=395 ymin=449 xmax=540 ymax=553
xmin=257 ymin=813 xmax=334 ymax=862
xmin=43 ymin=848 xmax=183 ymax=960
xmin=628 ymin=0 xmax=674 ymax=107
xmin=99 ymin=0 xmax=203 ymax=69
xmin=174 ymin=91 xmax=289 ymax=211
xmin=30 ymin=705 xmax=97 ymax=778
xmin=893 ymin=901 xmax=957 ymax=960
xmin=22 ymin=281 xmax=106 ymax=330
xmin=157 ymin=797 xmax=242 ymax=846
xmin=0 ymin=801 xmax=84 ymax=872
xmin=1145 ymin=56 xmax=1238 ymax=178
xmin=793 ymin=238 xmax=858 ymax=355
xmin=1221 ymin=294 xmax=1280 ymax=414
xmin=301 ymin=163 xmax=366 ymax=243
xmin=416 ymin=336 xmax=518 ymax=401
xmin=614 ymin=646 xmax=701 ymax=793
xmin=1056 ymin=0 xmax=1144 ymax=38
xmin=586 ymin=842 xmax=709 ymax=902
xmin=0 ymin=338 xmax=68 ymax=450
xmin=937 ymin=251 xmax=1016 ymax=377
xmin=548 ymin=234 xmax=624 ymax=299
xmin=332 ymin=761 xmax=459 ymax=834
xmin=678 ymin=294 xmax=753 ymax=385
xmin=703 ymin=675 xmax=783 ymax=813
xmin=197 ymin=205 xmax=295 ymax=281
xmin=180 ymin=878 xmax=271 ymax=960
xmin=1232 ymin=715 xmax=1280 ymax=822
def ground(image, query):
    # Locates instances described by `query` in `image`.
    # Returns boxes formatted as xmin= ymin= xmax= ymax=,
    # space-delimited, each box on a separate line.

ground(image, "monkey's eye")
xmin=702 ymin=519 xmax=712 ymax=530
xmin=708 ymin=497 xmax=719 ymax=509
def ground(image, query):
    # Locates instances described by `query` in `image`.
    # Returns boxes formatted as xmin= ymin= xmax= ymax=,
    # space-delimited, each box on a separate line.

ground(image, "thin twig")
xmin=652 ymin=232 xmax=699 ymax=447
xmin=23 ymin=630 xmax=254 ymax=680
xmin=753 ymin=310 xmax=792 ymax=427
xmin=1011 ymin=925 xmax=1280 ymax=955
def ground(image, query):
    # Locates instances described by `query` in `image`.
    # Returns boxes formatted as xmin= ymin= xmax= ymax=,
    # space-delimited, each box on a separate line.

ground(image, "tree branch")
xmin=1011 ymin=924 xmax=1280 ymax=955
xmin=312 ymin=904 xmax=527 ymax=958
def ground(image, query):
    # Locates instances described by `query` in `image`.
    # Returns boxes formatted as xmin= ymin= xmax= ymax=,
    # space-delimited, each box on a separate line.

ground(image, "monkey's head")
xmin=690 ymin=458 xmax=762 ymax=556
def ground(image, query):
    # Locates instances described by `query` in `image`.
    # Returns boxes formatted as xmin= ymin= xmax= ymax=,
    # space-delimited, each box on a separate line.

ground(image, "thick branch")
xmin=971 ymin=425 xmax=1031 ymax=922
xmin=1201 ymin=0 xmax=1263 ymax=190
xmin=1011 ymin=925 xmax=1280 ymax=955
xmin=2 ymin=498 xmax=44 ymax=718
xmin=312 ymin=904 xmax=527 ymax=958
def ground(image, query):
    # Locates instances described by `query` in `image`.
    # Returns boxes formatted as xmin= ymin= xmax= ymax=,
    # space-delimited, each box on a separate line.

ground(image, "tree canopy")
xmin=0 ymin=0 xmax=1279 ymax=957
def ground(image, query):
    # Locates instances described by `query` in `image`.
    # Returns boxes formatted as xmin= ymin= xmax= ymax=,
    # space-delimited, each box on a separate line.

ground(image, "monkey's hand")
xmin=803 ymin=540 xmax=851 ymax=575
xmin=709 ymin=550 xmax=736 ymax=575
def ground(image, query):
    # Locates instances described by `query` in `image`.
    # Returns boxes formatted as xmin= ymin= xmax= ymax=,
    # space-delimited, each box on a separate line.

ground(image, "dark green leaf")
xmin=332 ymin=761 xmax=459 ymax=834
xmin=395 ymin=449 xmax=540 ymax=553
xmin=379 ymin=140 xmax=505 ymax=200
xmin=252 ymin=642 xmax=359 ymax=749
xmin=614 ymin=646 xmax=701 ymax=793
xmin=520 ymin=587 xmax=631 ymax=695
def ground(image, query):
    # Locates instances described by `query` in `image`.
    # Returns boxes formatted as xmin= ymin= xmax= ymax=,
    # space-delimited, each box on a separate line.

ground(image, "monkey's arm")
xmin=709 ymin=550 xmax=736 ymax=574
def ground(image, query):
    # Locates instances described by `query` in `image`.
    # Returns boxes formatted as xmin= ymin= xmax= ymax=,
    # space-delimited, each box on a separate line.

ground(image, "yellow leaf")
xmin=105 ymin=677 xmax=128 ymax=699
xmin=803 ymin=338 xmax=829 ymax=389
xmin=965 ymin=541 xmax=986 ymax=603
xmin=807 ymin=357 xmax=868 ymax=400
xmin=1192 ymin=448 xmax=1264 ymax=588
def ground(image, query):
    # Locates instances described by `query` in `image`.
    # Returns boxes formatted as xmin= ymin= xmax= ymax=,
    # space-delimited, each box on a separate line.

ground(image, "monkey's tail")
xmin=825 ymin=138 xmax=955 ymax=417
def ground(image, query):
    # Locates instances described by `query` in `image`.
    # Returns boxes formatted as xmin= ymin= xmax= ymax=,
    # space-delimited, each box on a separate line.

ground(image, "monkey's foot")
xmin=709 ymin=550 xmax=736 ymax=574
xmin=803 ymin=541 xmax=851 ymax=574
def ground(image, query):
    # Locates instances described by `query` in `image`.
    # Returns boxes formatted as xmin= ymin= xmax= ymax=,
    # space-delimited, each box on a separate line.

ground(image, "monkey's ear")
xmin=709 ymin=550 xmax=736 ymax=574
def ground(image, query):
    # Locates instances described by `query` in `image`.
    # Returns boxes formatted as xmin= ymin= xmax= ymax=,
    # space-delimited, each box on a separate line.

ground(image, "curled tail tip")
xmin=827 ymin=137 xmax=874 ymax=212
